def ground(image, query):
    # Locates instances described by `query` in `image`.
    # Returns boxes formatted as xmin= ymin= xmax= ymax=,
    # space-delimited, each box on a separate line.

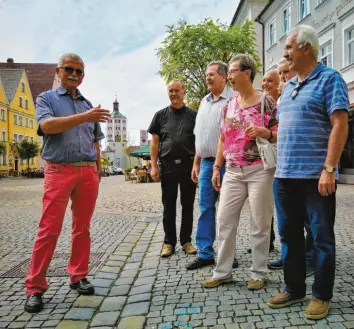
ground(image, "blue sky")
xmin=0 ymin=0 xmax=238 ymax=144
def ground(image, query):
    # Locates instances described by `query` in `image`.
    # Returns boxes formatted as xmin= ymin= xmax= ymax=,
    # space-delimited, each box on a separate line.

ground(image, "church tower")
xmin=103 ymin=96 xmax=129 ymax=168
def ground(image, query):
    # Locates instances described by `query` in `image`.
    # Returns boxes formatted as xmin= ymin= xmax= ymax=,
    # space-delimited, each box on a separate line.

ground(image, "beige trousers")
xmin=213 ymin=164 xmax=274 ymax=281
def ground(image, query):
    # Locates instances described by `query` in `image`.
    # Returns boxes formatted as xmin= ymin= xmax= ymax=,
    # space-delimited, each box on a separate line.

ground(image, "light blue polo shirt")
xmin=36 ymin=86 xmax=105 ymax=163
xmin=275 ymin=63 xmax=349 ymax=179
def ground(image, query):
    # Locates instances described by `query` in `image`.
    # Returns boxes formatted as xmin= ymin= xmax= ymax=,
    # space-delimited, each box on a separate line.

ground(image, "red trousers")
xmin=25 ymin=163 xmax=99 ymax=295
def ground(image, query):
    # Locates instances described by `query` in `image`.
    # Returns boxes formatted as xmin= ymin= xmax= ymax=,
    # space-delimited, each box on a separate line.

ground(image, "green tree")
xmin=17 ymin=140 xmax=39 ymax=172
xmin=100 ymin=156 xmax=110 ymax=168
xmin=157 ymin=19 xmax=261 ymax=109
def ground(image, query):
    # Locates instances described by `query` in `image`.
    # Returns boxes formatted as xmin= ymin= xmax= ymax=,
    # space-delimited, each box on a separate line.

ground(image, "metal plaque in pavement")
xmin=0 ymin=252 xmax=106 ymax=278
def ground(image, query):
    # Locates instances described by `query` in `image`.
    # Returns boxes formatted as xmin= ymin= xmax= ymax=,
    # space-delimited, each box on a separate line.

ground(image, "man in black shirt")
xmin=148 ymin=80 xmax=197 ymax=257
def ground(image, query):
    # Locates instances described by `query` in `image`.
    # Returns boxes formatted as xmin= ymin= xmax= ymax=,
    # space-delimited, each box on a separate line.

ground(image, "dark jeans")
xmin=278 ymin=214 xmax=315 ymax=268
xmin=274 ymin=178 xmax=336 ymax=300
xmin=160 ymin=158 xmax=197 ymax=246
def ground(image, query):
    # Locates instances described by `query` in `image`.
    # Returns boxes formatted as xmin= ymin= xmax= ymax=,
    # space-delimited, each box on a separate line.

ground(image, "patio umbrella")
xmin=129 ymin=144 xmax=151 ymax=159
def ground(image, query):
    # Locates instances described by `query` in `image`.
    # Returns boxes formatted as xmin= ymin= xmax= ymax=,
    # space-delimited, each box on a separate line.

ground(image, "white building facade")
xmin=102 ymin=98 xmax=129 ymax=169
xmin=255 ymin=0 xmax=354 ymax=103
xmin=231 ymin=0 xmax=268 ymax=87
xmin=253 ymin=0 xmax=354 ymax=179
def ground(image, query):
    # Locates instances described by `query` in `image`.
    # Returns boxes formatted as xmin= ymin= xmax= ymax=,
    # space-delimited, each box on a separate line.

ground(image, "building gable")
xmin=0 ymin=70 xmax=35 ymax=116
xmin=0 ymin=59 xmax=57 ymax=102
xmin=0 ymin=69 xmax=23 ymax=104
xmin=0 ymin=76 xmax=8 ymax=106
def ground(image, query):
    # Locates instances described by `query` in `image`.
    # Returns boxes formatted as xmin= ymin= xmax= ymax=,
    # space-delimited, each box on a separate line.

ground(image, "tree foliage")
xmin=100 ymin=156 xmax=111 ymax=167
xmin=157 ymin=19 xmax=261 ymax=109
xmin=17 ymin=140 xmax=39 ymax=169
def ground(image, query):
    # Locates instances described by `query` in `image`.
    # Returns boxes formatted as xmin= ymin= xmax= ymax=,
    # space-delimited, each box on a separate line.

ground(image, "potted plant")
xmin=124 ymin=167 xmax=132 ymax=181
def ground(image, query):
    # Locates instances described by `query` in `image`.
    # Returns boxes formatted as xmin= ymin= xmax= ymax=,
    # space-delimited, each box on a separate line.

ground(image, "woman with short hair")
xmin=202 ymin=54 xmax=278 ymax=290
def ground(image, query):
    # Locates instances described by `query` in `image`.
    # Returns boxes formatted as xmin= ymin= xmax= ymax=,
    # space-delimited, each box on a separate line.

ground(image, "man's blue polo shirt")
xmin=36 ymin=86 xmax=104 ymax=163
xmin=275 ymin=63 xmax=349 ymax=179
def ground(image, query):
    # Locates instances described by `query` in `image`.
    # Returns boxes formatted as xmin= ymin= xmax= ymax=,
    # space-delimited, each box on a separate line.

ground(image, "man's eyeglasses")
xmin=291 ymin=80 xmax=305 ymax=100
xmin=228 ymin=69 xmax=242 ymax=75
xmin=60 ymin=66 xmax=84 ymax=76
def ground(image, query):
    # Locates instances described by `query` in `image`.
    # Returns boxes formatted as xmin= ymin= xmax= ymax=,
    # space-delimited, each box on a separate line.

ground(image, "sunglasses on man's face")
xmin=60 ymin=66 xmax=84 ymax=76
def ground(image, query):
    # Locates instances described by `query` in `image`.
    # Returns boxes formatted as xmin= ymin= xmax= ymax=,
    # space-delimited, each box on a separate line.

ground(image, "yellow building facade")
xmin=0 ymin=76 xmax=9 ymax=172
xmin=0 ymin=69 xmax=38 ymax=173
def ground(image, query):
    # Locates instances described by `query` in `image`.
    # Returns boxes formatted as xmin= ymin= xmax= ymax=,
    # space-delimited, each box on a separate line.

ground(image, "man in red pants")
xmin=24 ymin=53 xmax=110 ymax=313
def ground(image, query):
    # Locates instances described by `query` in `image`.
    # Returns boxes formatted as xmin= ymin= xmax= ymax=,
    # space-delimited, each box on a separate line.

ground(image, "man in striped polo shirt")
xmin=267 ymin=25 xmax=349 ymax=320
xmin=268 ymin=58 xmax=315 ymax=275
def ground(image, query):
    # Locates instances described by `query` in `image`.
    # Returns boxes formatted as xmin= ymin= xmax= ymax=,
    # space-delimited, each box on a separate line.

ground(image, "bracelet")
xmin=267 ymin=129 xmax=273 ymax=141
xmin=213 ymin=165 xmax=221 ymax=170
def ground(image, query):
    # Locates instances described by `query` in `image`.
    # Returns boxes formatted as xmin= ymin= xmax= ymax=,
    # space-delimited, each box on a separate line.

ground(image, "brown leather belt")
xmin=46 ymin=161 xmax=96 ymax=167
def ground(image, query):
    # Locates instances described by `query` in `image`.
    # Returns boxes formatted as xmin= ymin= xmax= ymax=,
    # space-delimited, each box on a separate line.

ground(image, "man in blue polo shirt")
xmin=267 ymin=26 xmax=349 ymax=320
xmin=24 ymin=53 xmax=110 ymax=313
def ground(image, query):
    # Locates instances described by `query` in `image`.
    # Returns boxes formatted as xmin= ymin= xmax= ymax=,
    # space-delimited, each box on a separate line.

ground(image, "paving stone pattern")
xmin=0 ymin=177 xmax=354 ymax=328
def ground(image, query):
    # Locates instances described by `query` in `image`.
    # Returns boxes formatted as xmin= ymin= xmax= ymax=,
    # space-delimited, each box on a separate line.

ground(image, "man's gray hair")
xmin=58 ymin=53 xmax=84 ymax=67
xmin=207 ymin=61 xmax=229 ymax=76
xmin=230 ymin=54 xmax=257 ymax=83
xmin=291 ymin=25 xmax=319 ymax=58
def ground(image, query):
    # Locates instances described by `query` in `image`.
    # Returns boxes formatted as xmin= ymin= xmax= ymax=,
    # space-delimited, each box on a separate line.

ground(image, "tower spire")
xmin=113 ymin=94 xmax=119 ymax=114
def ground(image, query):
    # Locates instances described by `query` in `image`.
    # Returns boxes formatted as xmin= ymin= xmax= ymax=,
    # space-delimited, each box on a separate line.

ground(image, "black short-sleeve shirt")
xmin=148 ymin=105 xmax=197 ymax=159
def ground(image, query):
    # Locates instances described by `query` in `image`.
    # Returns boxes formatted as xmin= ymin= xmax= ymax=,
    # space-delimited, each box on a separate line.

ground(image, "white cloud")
xmin=0 ymin=0 xmax=239 ymax=144
xmin=81 ymin=36 xmax=167 ymax=144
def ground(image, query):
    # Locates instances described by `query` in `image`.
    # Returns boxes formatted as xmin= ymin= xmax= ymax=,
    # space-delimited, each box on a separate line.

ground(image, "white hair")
xmin=278 ymin=57 xmax=288 ymax=65
xmin=291 ymin=25 xmax=319 ymax=58
xmin=58 ymin=53 xmax=84 ymax=67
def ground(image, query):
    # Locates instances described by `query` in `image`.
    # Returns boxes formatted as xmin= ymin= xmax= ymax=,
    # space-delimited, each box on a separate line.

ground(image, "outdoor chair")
xmin=128 ymin=173 xmax=138 ymax=183
xmin=138 ymin=171 xmax=147 ymax=183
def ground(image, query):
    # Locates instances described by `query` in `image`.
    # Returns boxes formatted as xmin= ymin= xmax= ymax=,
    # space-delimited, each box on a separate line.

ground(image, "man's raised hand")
xmin=85 ymin=105 xmax=111 ymax=123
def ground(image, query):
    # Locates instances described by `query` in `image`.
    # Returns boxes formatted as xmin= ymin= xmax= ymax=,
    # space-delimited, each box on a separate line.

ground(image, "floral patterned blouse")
xmin=220 ymin=93 xmax=278 ymax=168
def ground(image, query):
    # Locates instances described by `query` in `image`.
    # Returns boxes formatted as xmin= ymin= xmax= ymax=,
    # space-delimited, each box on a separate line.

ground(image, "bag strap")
xmin=260 ymin=93 xmax=266 ymax=127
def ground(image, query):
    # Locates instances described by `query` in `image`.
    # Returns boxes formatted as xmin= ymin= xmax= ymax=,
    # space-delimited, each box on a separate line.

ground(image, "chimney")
xmin=7 ymin=58 xmax=14 ymax=65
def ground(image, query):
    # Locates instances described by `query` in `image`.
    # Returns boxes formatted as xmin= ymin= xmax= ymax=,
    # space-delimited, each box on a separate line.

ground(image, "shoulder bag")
xmin=256 ymin=93 xmax=277 ymax=170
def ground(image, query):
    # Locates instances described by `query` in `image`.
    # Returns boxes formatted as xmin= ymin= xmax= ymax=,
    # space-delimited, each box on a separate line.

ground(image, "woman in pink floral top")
xmin=202 ymin=54 xmax=278 ymax=290
xmin=221 ymin=94 xmax=277 ymax=167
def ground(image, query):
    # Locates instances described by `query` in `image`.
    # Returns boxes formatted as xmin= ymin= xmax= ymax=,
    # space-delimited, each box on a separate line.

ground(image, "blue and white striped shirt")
xmin=275 ymin=63 xmax=349 ymax=179
xmin=194 ymin=86 xmax=236 ymax=158
xmin=36 ymin=86 xmax=104 ymax=163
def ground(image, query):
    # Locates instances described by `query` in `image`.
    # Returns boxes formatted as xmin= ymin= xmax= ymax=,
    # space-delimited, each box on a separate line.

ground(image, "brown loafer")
xmin=201 ymin=277 xmax=233 ymax=288
xmin=305 ymin=297 xmax=331 ymax=320
xmin=267 ymin=291 xmax=307 ymax=309
xmin=182 ymin=242 xmax=197 ymax=255
xmin=160 ymin=244 xmax=174 ymax=257
xmin=248 ymin=279 xmax=266 ymax=290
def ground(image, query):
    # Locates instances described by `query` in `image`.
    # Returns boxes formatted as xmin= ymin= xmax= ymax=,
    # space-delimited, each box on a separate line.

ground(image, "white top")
xmin=194 ymin=86 xmax=236 ymax=158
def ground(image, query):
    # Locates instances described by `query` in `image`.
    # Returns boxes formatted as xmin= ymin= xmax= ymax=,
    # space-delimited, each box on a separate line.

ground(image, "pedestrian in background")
xmin=24 ymin=53 xmax=110 ymax=313
xmin=256 ymin=69 xmax=281 ymax=254
xmin=148 ymin=80 xmax=197 ymax=258
xmin=261 ymin=69 xmax=281 ymax=103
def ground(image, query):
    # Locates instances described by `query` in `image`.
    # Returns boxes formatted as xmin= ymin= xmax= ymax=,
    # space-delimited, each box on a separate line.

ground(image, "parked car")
xmin=109 ymin=166 xmax=124 ymax=175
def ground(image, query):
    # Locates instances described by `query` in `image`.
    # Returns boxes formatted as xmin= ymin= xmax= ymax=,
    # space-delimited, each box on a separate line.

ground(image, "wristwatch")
xmin=323 ymin=165 xmax=336 ymax=173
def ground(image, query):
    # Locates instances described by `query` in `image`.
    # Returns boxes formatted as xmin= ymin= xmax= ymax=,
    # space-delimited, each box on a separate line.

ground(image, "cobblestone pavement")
xmin=0 ymin=176 xmax=354 ymax=329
